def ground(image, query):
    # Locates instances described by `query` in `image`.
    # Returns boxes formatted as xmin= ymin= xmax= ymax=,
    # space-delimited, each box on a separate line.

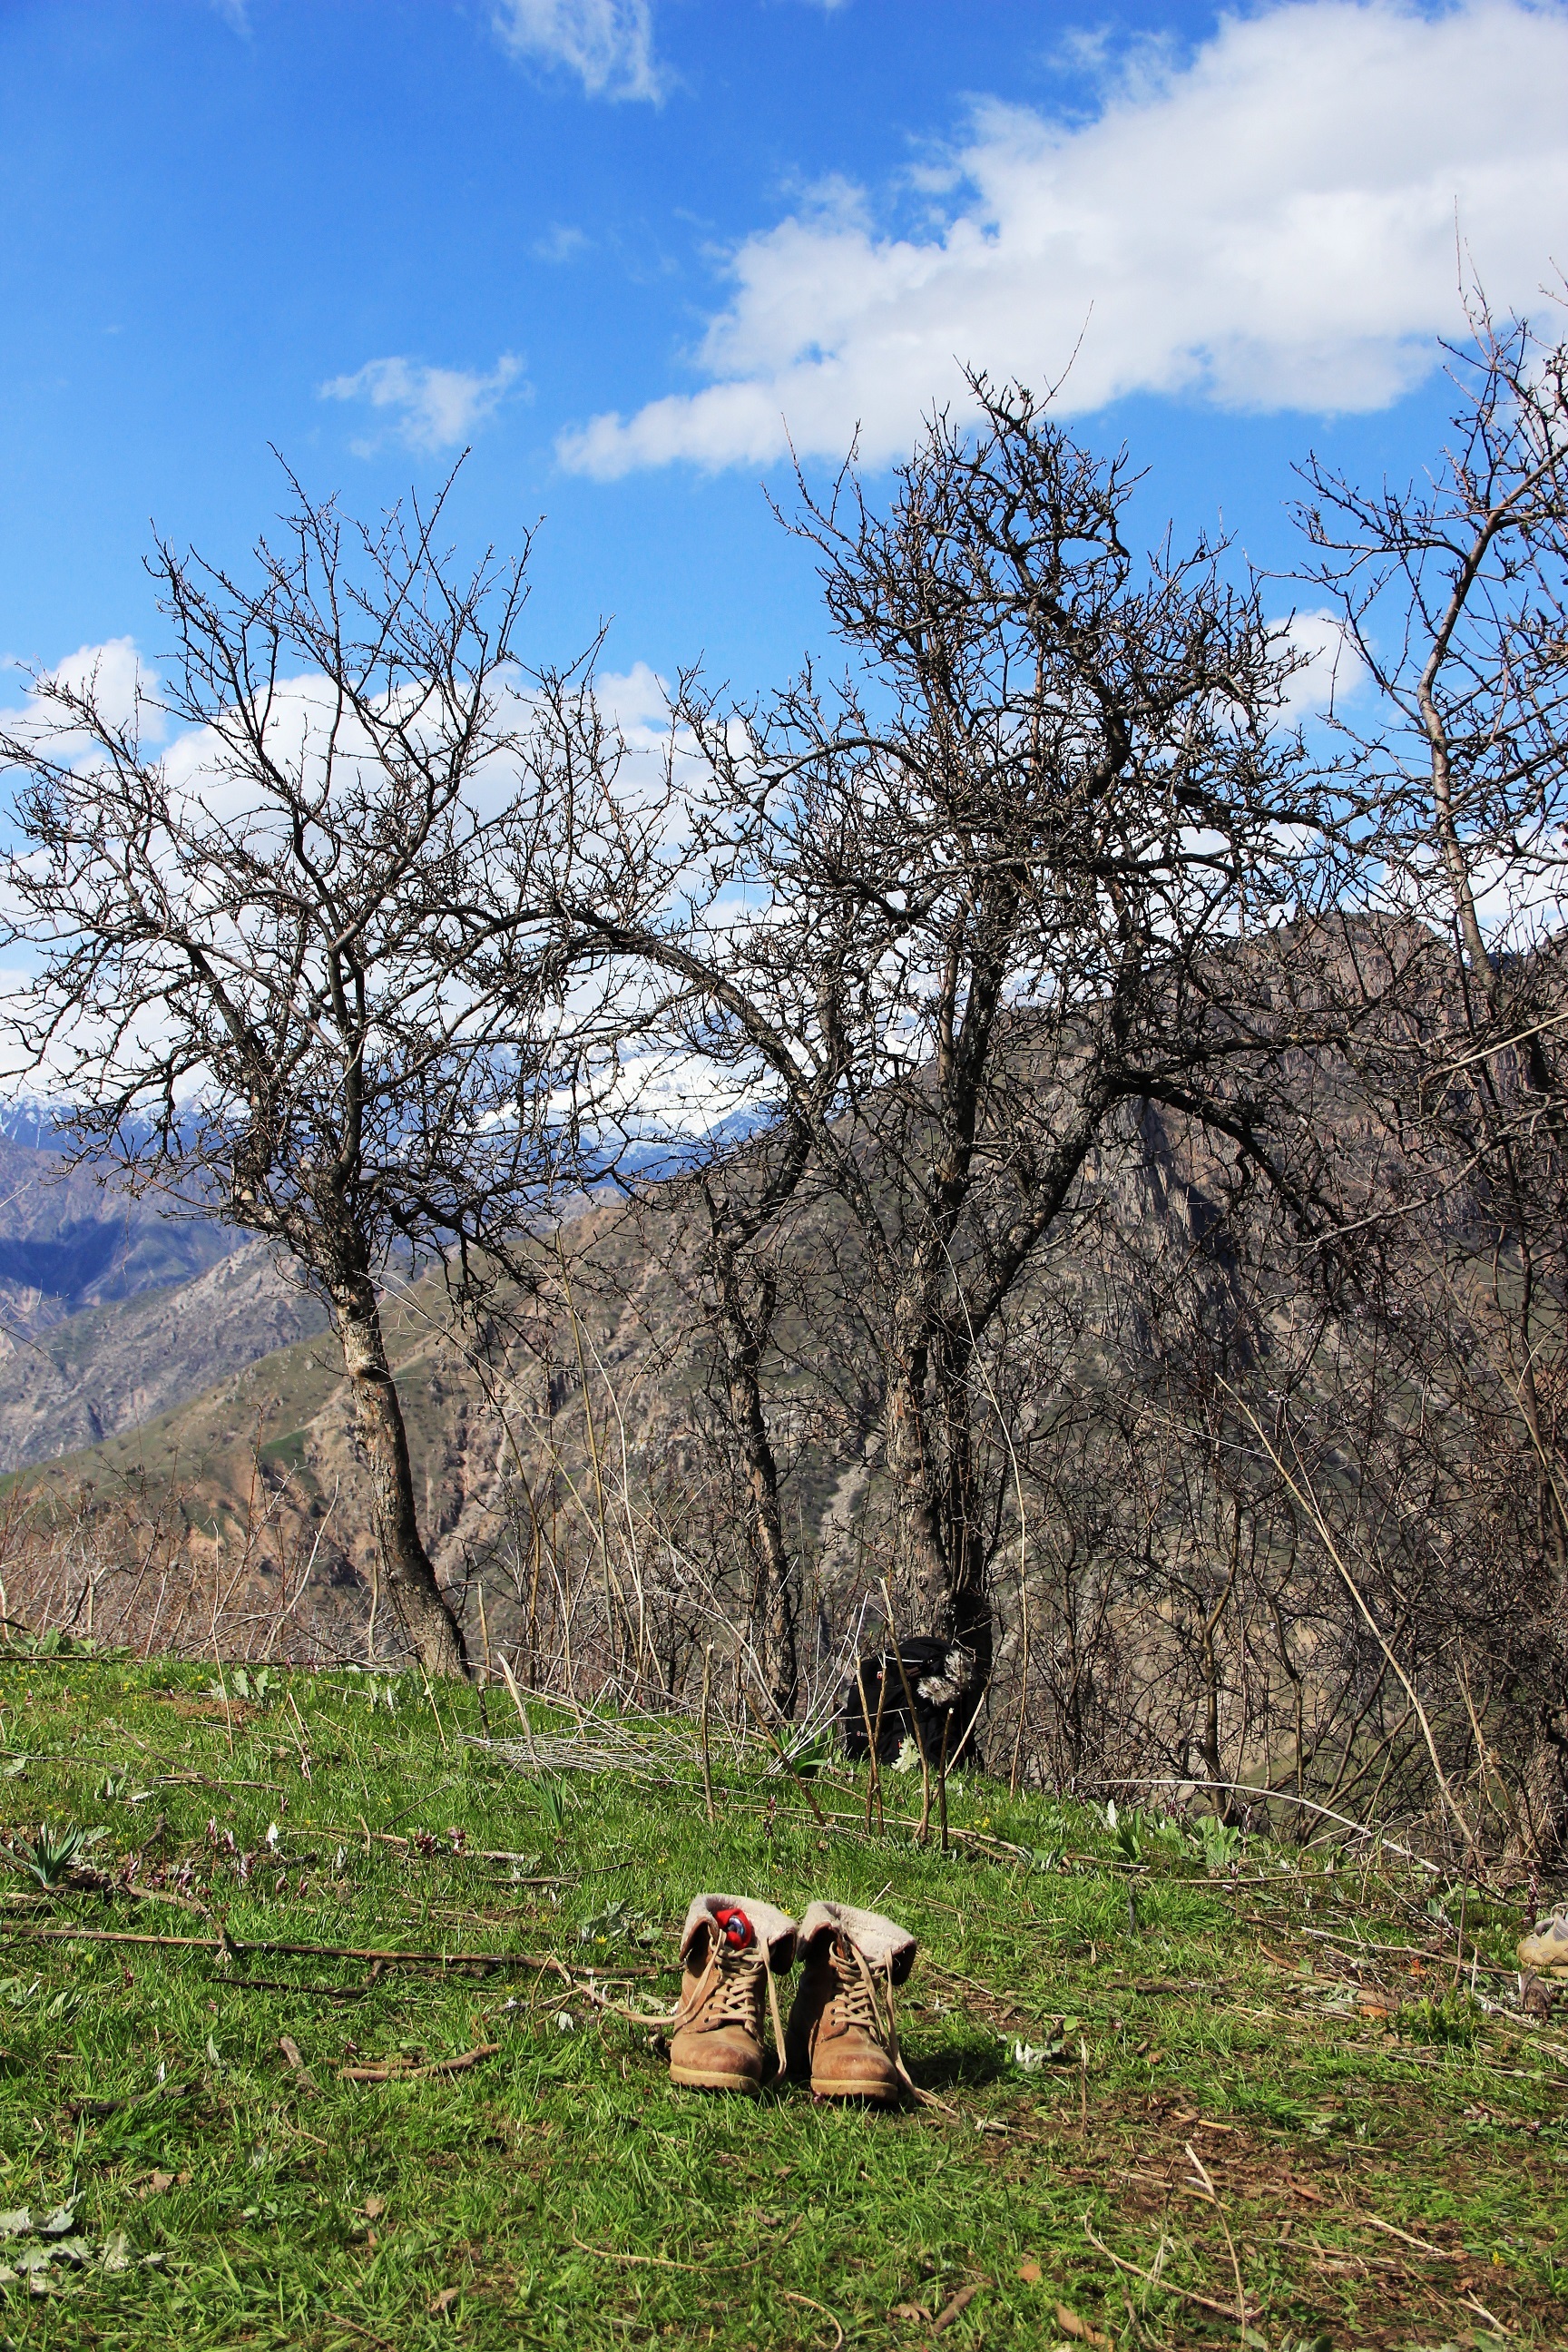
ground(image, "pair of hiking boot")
xmin=667 ymin=1895 xmax=916 ymax=2102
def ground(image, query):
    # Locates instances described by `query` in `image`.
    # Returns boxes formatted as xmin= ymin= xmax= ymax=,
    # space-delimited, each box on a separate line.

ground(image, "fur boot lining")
xmin=797 ymin=1899 xmax=917 ymax=1984
xmin=679 ymin=1893 xmax=799 ymax=1971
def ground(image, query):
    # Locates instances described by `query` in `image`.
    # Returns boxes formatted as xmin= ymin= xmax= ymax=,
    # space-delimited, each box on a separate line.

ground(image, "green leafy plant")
xmin=1197 ymin=1814 xmax=1243 ymax=1869
xmin=1396 ymin=1992 xmax=1482 ymax=2047
xmin=1104 ymin=1800 xmax=1143 ymax=1864
xmin=208 ymin=1666 xmax=279 ymax=1706
xmin=534 ymin=1777 xmax=570 ymax=1833
xmin=10 ymin=1821 xmax=106 ymax=1889
xmin=577 ymin=1897 xmax=658 ymax=1950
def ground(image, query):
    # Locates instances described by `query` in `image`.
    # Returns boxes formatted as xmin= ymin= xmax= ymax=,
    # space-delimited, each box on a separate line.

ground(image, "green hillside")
xmin=0 ymin=1651 xmax=1563 ymax=2349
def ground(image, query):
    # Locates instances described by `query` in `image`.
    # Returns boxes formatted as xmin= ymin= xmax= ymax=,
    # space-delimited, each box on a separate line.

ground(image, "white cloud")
xmin=493 ymin=0 xmax=662 ymax=102
xmin=1278 ymin=610 xmax=1367 ymax=727
xmin=558 ymin=0 xmax=1568 ymax=477
xmin=3 ymin=638 xmax=167 ymax=750
xmin=319 ymin=354 xmax=524 ymax=455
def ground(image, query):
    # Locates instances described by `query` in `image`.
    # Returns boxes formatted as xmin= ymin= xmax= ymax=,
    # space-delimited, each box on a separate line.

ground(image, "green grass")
xmin=0 ymin=1654 xmax=1563 ymax=2351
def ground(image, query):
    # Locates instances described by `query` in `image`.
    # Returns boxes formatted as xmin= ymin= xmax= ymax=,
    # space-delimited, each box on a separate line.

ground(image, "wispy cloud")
xmin=318 ymin=354 xmax=524 ymax=455
xmin=533 ymin=223 xmax=592 ymax=264
xmin=493 ymin=0 xmax=662 ymax=103
xmin=557 ymin=0 xmax=1568 ymax=476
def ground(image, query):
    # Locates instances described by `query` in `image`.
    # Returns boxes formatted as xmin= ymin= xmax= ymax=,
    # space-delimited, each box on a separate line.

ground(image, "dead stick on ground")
xmin=1362 ymin=2214 xmax=1453 ymax=2258
xmin=0 ymin=1923 xmax=578 ymax=1974
xmin=1184 ymin=2142 xmax=1249 ymax=2338
xmin=781 ymin=2291 xmax=845 ymax=2350
xmin=339 ymin=2041 xmax=499 ymax=2082
xmin=570 ymin=2232 xmax=703 ymax=2272
xmin=325 ymin=2316 xmax=397 ymax=2349
xmin=1083 ymin=2217 xmax=1255 ymax=2323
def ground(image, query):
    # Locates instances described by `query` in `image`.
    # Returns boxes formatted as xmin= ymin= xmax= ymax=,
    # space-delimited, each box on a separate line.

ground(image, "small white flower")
xmin=1010 ymin=2039 xmax=1049 ymax=2073
xmin=264 ymin=1821 xmax=280 ymax=1850
xmin=556 ymin=2012 xmax=577 ymax=2034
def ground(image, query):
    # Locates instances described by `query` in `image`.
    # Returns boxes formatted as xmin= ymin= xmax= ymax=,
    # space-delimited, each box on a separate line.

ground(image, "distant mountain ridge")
xmin=0 ymin=1128 xmax=334 ymax=1472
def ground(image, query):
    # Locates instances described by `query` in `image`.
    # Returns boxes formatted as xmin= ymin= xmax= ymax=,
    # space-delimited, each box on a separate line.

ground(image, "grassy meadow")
xmin=0 ymin=1651 xmax=1563 ymax=2351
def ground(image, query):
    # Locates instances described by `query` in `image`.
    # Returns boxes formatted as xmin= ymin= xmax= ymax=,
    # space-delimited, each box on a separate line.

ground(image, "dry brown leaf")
xmin=1017 ymin=2259 xmax=1044 ymax=2285
xmin=140 ymin=2171 xmax=174 ymax=2199
xmin=278 ymin=2034 xmax=318 ymax=2090
xmin=890 ymin=2302 xmax=931 ymax=2323
xmin=361 ymin=2195 xmax=386 ymax=2220
xmin=934 ymin=2280 xmax=985 ymax=2331
xmin=428 ymin=2286 xmax=459 ymax=2317
xmin=1054 ymin=2305 xmax=1112 ymax=2350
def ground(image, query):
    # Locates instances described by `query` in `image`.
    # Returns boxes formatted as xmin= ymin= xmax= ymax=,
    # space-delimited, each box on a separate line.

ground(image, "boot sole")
xmin=810 ymin=2078 xmax=900 ymax=2102
xmin=668 ymin=2064 xmax=762 ymax=2092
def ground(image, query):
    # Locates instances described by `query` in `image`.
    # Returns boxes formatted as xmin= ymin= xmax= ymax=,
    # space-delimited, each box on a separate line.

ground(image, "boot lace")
xmin=825 ymin=1943 xmax=892 ymax=2043
xmin=674 ymin=1943 xmax=788 ymax=2064
xmin=821 ymin=1936 xmax=942 ymax=2108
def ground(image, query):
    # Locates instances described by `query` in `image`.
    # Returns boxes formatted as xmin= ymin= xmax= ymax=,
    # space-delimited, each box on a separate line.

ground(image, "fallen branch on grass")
xmin=569 ymin=2231 xmax=703 ymax=2271
xmin=0 ymin=1921 xmax=590 ymax=1975
xmin=1082 ymin=2216 xmax=1258 ymax=2323
xmin=782 ymin=2289 xmax=845 ymax=2348
xmin=338 ymin=2041 xmax=498 ymax=2083
xmin=66 ymin=2077 xmax=197 ymax=2123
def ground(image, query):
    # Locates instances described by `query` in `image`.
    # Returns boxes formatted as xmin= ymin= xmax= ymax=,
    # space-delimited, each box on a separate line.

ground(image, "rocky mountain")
xmin=0 ymin=1240 xmax=330 ymax=1472
xmin=0 ymin=1132 xmax=327 ymax=1472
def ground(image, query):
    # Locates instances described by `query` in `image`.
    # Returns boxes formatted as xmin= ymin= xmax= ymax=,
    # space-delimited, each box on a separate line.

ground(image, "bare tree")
xmin=564 ymin=376 xmax=1332 ymax=1740
xmin=1296 ymin=288 xmax=1568 ymax=1865
xmin=0 ymin=474 xmax=642 ymax=1677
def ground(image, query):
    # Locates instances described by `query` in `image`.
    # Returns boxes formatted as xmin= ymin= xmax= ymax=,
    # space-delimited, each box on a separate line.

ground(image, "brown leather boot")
xmin=667 ymin=1895 xmax=797 ymax=2093
xmin=786 ymin=1900 xmax=917 ymax=2102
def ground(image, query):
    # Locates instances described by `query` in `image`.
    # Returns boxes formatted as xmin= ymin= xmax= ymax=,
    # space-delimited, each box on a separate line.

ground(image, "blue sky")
xmin=3 ymin=0 xmax=1566 ymax=703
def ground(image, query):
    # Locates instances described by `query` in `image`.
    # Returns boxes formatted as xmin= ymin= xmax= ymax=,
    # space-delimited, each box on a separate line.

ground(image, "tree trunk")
xmin=1503 ymin=1700 xmax=1568 ymax=1877
xmin=714 ymin=1247 xmax=799 ymax=1715
xmin=334 ymin=1279 xmax=469 ymax=1679
xmin=885 ymin=1329 xmax=992 ymax=1746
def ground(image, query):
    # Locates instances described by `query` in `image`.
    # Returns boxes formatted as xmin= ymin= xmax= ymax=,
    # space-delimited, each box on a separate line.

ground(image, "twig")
xmin=338 ymin=2040 xmax=498 ymax=2082
xmin=569 ymin=2231 xmax=702 ymax=2271
xmin=782 ymin=2290 xmax=845 ymax=2349
xmin=1184 ymin=2141 xmax=1249 ymax=2337
xmin=1362 ymin=2214 xmax=1454 ymax=2258
xmin=325 ymin=2316 xmax=397 ymax=2349
xmin=1300 ymin=1925 xmax=1511 ymax=1975
xmin=1083 ymin=2216 xmax=1256 ymax=2323
xmin=0 ymin=1922 xmax=576 ymax=1973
